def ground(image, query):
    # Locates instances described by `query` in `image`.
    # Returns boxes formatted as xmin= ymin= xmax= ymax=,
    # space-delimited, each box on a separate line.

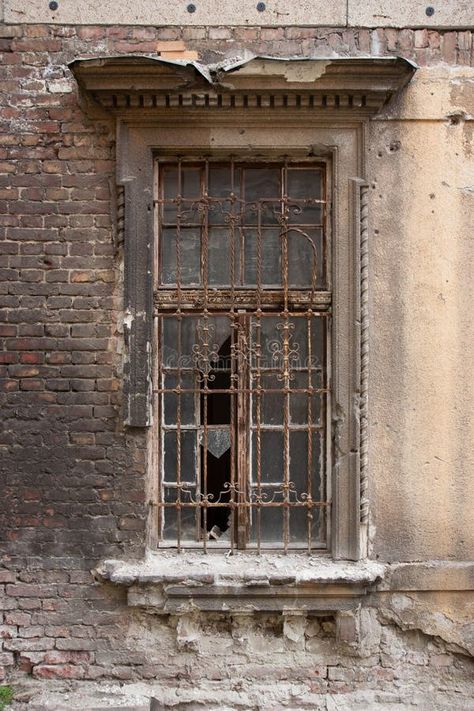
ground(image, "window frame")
xmin=153 ymin=155 xmax=333 ymax=552
xmin=116 ymin=119 xmax=364 ymax=561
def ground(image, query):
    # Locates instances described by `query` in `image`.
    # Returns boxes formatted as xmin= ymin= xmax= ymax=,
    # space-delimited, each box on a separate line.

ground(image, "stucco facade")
xmin=0 ymin=1 xmax=473 ymax=708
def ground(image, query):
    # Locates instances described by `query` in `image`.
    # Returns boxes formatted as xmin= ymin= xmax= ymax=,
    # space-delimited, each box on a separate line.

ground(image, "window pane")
xmin=287 ymin=168 xmax=322 ymax=200
xmin=287 ymin=228 xmax=323 ymax=287
xmin=251 ymin=430 xmax=284 ymax=484
xmin=287 ymin=168 xmax=323 ymax=226
xmin=163 ymin=373 xmax=196 ymax=425
xmin=290 ymin=371 xmax=322 ymax=426
xmin=161 ymin=227 xmax=201 ymax=285
xmin=243 ymin=167 xmax=280 ymax=225
xmin=243 ymin=228 xmax=281 ymax=286
xmin=208 ymin=227 xmax=234 ymax=285
xmin=161 ymin=316 xmax=198 ymax=368
xmin=162 ymin=166 xmax=201 ymax=223
xmin=163 ymin=430 xmax=197 ymax=484
xmin=289 ymin=507 xmax=322 ymax=544
xmin=289 ymin=430 xmax=321 ymax=497
xmin=251 ymin=506 xmax=283 ymax=544
xmin=208 ymin=164 xmax=240 ymax=225
xmin=252 ymin=373 xmax=285 ymax=426
xmin=254 ymin=315 xmax=324 ymax=374
xmin=162 ymin=486 xmax=197 ymax=541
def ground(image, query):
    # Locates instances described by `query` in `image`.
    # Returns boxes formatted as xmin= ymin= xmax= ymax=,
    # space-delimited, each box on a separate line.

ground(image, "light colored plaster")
xmin=368 ymin=66 xmax=474 ymax=562
xmin=3 ymin=0 xmax=473 ymax=26
xmin=3 ymin=0 xmax=346 ymax=26
xmin=348 ymin=0 xmax=474 ymax=28
xmin=378 ymin=591 xmax=474 ymax=655
xmin=224 ymin=58 xmax=331 ymax=83
xmin=376 ymin=67 xmax=474 ymax=121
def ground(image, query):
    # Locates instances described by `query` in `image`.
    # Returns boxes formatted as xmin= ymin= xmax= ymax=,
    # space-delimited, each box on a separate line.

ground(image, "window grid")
xmin=153 ymin=158 xmax=332 ymax=552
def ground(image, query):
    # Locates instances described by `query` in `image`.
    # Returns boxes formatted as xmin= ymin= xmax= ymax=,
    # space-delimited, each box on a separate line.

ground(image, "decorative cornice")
xmin=68 ymin=55 xmax=416 ymax=119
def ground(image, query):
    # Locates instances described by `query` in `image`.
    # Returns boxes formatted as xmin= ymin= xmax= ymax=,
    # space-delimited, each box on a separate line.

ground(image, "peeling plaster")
xmin=223 ymin=58 xmax=332 ymax=83
xmin=378 ymin=594 xmax=474 ymax=657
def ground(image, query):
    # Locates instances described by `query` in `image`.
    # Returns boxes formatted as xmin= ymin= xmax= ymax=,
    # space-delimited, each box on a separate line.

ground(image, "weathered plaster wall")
xmin=1 ymin=0 xmax=472 ymax=27
xmin=0 ymin=17 xmax=473 ymax=708
xmin=368 ymin=65 xmax=474 ymax=562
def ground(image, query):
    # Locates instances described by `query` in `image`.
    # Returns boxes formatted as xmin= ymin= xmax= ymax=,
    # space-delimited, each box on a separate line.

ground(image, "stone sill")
xmin=95 ymin=552 xmax=385 ymax=614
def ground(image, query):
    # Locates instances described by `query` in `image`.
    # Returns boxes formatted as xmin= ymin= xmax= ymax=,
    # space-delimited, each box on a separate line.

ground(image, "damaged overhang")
xmin=68 ymin=54 xmax=417 ymax=117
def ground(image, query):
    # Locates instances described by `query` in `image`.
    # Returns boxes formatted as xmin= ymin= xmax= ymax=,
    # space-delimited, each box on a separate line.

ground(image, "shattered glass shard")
xmin=206 ymin=429 xmax=231 ymax=459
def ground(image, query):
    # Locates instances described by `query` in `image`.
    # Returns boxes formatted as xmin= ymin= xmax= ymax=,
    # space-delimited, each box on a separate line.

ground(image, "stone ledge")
xmin=95 ymin=552 xmax=385 ymax=588
xmin=94 ymin=553 xmax=385 ymax=615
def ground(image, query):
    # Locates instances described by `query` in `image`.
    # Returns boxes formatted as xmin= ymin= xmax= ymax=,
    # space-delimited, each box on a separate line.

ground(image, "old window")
xmin=69 ymin=53 xmax=416 ymax=563
xmin=154 ymin=158 xmax=331 ymax=552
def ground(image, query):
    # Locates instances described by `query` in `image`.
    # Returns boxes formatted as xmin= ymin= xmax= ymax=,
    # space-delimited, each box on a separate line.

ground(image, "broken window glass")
xmin=155 ymin=159 xmax=330 ymax=551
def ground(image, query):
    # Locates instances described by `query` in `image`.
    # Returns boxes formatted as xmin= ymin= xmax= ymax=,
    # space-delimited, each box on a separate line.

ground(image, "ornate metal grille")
xmin=153 ymin=159 xmax=331 ymax=552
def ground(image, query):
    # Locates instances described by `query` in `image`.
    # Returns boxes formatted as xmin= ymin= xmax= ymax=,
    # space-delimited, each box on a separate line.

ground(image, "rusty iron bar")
xmin=155 ymin=159 xmax=331 ymax=552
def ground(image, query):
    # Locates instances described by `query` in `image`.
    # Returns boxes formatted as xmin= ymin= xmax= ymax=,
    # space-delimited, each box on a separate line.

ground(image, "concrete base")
xmin=9 ymin=680 xmax=474 ymax=711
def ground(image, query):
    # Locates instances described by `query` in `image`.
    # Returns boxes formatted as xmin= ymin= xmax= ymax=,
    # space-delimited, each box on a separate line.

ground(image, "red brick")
xmin=0 ymin=353 xmax=18 ymax=364
xmin=6 ymin=584 xmax=53 ymax=598
xmin=0 ymin=379 xmax=18 ymax=392
xmin=114 ymin=41 xmax=158 ymax=53
xmin=33 ymin=664 xmax=86 ymax=679
xmin=19 ymin=352 xmax=44 ymax=364
xmin=20 ymin=379 xmax=44 ymax=390
xmin=442 ymin=32 xmax=457 ymax=63
xmin=44 ymin=650 xmax=91 ymax=664
xmin=0 ymin=325 xmax=17 ymax=338
xmin=77 ymin=27 xmax=106 ymax=40
xmin=5 ymin=612 xmax=30 ymax=626
xmin=8 ymin=365 xmax=40 ymax=378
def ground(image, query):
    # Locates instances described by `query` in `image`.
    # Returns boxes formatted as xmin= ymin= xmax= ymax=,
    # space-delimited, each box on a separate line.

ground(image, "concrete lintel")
xmin=3 ymin=0 xmax=473 ymax=27
xmin=348 ymin=0 xmax=474 ymax=29
xmin=4 ymin=0 xmax=346 ymax=26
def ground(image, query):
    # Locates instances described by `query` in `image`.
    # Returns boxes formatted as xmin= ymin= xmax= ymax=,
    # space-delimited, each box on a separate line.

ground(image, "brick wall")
xmin=0 ymin=21 xmax=473 ymax=699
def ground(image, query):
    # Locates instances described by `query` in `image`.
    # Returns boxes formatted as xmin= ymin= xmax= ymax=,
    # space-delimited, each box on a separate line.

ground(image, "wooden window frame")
xmin=153 ymin=157 xmax=332 ymax=552
xmin=115 ymin=118 xmax=365 ymax=560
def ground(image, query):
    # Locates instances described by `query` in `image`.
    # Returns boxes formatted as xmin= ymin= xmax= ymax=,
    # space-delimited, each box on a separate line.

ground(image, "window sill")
xmin=94 ymin=552 xmax=385 ymax=615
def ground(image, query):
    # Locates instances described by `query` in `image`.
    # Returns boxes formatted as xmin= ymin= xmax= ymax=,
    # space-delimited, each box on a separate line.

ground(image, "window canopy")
xmin=68 ymin=54 xmax=416 ymax=118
